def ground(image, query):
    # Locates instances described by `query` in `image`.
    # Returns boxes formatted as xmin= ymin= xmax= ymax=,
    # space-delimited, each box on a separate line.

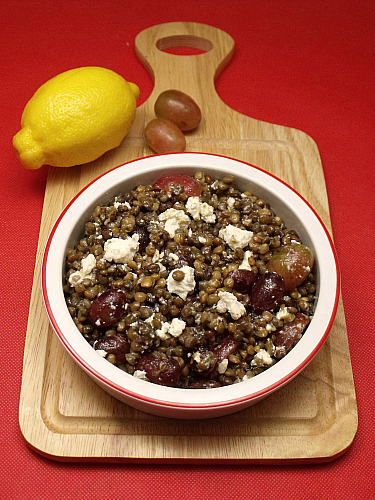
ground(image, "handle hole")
xmin=156 ymin=35 xmax=213 ymax=55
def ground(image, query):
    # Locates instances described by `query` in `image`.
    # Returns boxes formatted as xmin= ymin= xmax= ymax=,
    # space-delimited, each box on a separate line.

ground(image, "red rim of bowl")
xmin=42 ymin=152 xmax=340 ymax=410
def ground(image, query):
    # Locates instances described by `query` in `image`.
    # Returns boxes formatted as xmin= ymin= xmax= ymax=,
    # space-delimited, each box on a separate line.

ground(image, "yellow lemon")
xmin=13 ymin=67 xmax=140 ymax=169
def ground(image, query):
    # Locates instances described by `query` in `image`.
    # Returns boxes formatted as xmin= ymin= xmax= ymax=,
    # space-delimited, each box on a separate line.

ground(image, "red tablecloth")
xmin=1 ymin=1 xmax=374 ymax=498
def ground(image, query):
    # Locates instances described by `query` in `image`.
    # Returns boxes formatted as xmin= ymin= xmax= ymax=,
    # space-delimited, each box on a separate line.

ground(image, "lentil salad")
xmin=63 ymin=172 xmax=316 ymax=388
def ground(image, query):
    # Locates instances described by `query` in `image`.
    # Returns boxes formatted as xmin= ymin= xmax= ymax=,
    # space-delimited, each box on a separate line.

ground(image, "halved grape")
xmin=186 ymin=379 xmax=223 ymax=388
xmin=213 ymin=334 xmax=240 ymax=362
xmin=152 ymin=174 xmax=202 ymax=196
xmin=135 ymin=352 xmax=181 ymax=387
xmin=88 ymin=289 xmax=127 ymax=328
xmin=250 ymin=272 xmax=285 ymax=314
xmin=267 ymin=243 xmax=314 ymax=291
xmin=94 ymin=335 xmax=130 ymax=365
xmin=133 ymin=226 xmax=150 ymax=253
xmin=227 ymin=269 xmax=258 ymax=294
xmin=154 ymin=89 xmax=201 ymax=131
xmin=274 ymin=313 xmax=310 ymax=352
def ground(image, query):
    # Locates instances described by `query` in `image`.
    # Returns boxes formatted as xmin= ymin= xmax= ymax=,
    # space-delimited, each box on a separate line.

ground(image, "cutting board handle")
xmin=135 ymin=22 xmax=235 ymax=100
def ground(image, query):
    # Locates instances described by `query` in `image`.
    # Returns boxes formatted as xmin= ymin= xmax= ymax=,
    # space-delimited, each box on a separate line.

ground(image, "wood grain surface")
xmin=19 ymin=22 xmax=357 ymax=463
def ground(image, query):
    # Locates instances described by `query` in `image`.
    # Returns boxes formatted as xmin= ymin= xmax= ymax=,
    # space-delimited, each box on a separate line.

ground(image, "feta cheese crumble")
xmin=113 ymin=199 xmax=132 ymax=210
xmin=133 ymin=370 xmax=149 ymax=381
xmin=219 ymin=224 xmax=253 ymax=250
xmin=217 ymin=358 xmax=229 ymax=374
xmin=226 ymin=197 xmax=236 ymax=210
xmin=168 ymin=252 xmax=179 ymax=264
xmin=156 ymin=318 xmax=186 ymax=339
xmin=216 ymin=291 xmax=246 ymax=320
xmin=251 ymin=349 xmax=274 ymax=367
xmin=167 ymin=265 xmax=196 ymax=300
xmin=151 ymin=249 xmax=166 ymax=272
xmin=169 ymin=318 xmax=187 ymax=337
xmin=68 ymin=253 xmax=96 ymax=285
xmin=186 ymin=196 xmax=216 ymax=223
xmin=239 ymin=250 xmax=254 ymax=270
xmin=158 ymin=208 xmax=190 ymax=237
xmin=276 ymin=304 xmax=294 ymax=321
xmin=103 ymin=234 xmax=139 ymax=264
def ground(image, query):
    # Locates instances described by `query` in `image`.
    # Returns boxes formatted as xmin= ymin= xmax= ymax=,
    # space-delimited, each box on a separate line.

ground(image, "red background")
xmin=1 ymin=1 xmax=374 ymax=499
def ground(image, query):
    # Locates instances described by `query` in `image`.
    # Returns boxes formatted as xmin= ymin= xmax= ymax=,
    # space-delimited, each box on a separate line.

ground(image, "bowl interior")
xmin=42 ymin=153 xmax=339 ymax=409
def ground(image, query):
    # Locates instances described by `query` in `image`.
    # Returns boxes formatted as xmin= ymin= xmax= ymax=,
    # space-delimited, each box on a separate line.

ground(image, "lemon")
xmin=13 ymin=67 xmax=140 ymax=169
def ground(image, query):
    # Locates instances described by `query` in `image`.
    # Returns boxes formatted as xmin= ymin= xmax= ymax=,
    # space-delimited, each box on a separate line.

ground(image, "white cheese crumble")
xmin=276 ymin=304 xmax=294 ymax=320
xmin=186 ymin=196 xmax=216 ymax=223
xmin=166 ymin=265 xmax=196 ymax=300
xmin=238 ymin=250 xmax=254 ymax=270
xmin=156 ymin=318 xmax=186 ymax=339
xmin=103 ymin=234 xmax=139 ymax=264
xmin=152 ymin=249 xmax=161 ymax=263
xmin=113 ymin=198 xmax=132 ymax=210
xmin=216 ymin=291 xmax=246 ymax=320
xmin=251 ymin=349 xmax=274 ymax=367
xmin=95 ymin=349 xmax=107 ymax=358
xmin=192 ymin=352 xmax=203 ymax=363
xmin=151 ymin=249 xmax=166 ymax=272
xmin=68 ymin=253 xmax=96 ymax=285
xmin=168 ymin=252 xmax=179 ymax=264
xmin=158 ymin=208 xmax=190 ymax=237
xmin=169 ymin=318 xmax=186 ymax=337
xmin=133 ymin=370 xmax=149 ymax=381
xmin=219 ymin=224 xmax=253 ymax=250
xmin=145 ymin=314 xmax=154 ymax=324
xmin=200 ymin=204 xmax=216 ymax=223
xmin=275 ymin=346 xmax=286 ymax=358
xmin=217 ymin=358 xmax=229 ymax=374
xmin=226 ymin=197 xmax=236 ymax=210
xmin=155 ymin=322 xmax=170 ymax=340
xmin=185 ymin=197 xmax=201 ymax=220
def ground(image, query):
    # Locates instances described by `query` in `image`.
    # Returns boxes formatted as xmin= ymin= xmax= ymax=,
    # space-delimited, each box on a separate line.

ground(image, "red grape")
xmin=135 ymin=352 xmax=181 ymax=387
xmin=213 ymin=334 xmax=240 ymax=362
xmin=267 ymin=243 xmax=314 ymax=291
xmin=274 ymin=313 xmax=310 ymax=352
xmin=227 ymin=269 xmax=258 ymax=294
xmin=94 ymin=335 xmax=130 ymax=364
xmin=133 ymin=226 xmax=150 ymax=253
xmin=88 ymin=289 xmax=127 ymax=328
xmin=154 ymin=89 xmax=201 ymax=131
xmin=144 ymin=118 xmax=186 ymax=154
xmin=250 ymin=272 xmax=285 ymax=314
xmin=152 ymin=174 xmax=202 ymax=196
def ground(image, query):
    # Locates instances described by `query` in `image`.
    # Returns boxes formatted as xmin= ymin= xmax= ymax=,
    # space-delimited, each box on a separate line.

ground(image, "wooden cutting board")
xmin=19 ymin=22 xmax=357 ymax=463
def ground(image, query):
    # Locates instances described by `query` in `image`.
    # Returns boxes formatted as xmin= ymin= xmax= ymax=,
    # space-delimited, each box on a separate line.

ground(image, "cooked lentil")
xmin=63 ymin=172 xmax=316 ymax=388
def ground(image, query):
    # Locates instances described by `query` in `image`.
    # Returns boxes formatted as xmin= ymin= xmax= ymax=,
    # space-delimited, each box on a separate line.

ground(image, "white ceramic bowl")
xmin=42 ymin=153 xmax=340 ymax=419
